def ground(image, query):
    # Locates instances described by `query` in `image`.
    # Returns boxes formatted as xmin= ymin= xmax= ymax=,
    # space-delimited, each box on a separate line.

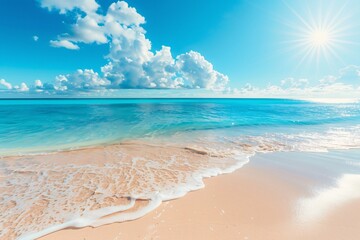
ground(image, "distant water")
xmin=1 ymin=98 xmax=360 ymax=155
xmin=1 ymin=99 xmax=360 ymax=240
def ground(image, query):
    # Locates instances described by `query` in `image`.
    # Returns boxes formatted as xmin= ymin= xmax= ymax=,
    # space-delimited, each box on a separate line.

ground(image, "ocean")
xmin=1 ymin=98 xmax=360 ymax=239
xmin=1 ymin=98 xmax=360 ymax=155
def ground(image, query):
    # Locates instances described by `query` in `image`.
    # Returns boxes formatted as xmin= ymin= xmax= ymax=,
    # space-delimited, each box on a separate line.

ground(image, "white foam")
xmin=2 ymin=125 xmax=360 ymax=239
xmin=92 ymin=196 xmax=162 ymax=227
xmin=0 ymin=143 xmax=251 ymax=240
xmin=20 ymin=197 xmax=162 ymax=240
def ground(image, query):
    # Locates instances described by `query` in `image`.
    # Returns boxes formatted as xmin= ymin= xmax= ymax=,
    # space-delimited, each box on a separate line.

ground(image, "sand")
xmin=1 ymin=142 xmax=249 ymax=239
xmin=39 ymin=151 xmax=360 ymax=240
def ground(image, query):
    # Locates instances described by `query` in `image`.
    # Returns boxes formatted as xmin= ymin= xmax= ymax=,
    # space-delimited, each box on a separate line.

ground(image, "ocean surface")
xmin=1 ymin=98 xmax=360 ymax=155
xmin=1 ymin=98 xmax=360 ymax=239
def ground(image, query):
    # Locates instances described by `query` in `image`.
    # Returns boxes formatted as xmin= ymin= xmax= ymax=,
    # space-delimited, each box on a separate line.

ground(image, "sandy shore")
xmin=40 ymin=151 xmax=360 ymax=240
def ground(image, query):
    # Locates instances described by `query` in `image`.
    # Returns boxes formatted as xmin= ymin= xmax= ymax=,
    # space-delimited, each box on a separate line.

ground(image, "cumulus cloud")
xmin=33 ymin=35 xmax=39 ymax=42
xmin=5 ymin=0 xmax=356 ymax=99
xmin=31 ymin=0 xmax=228 ymax=93
xmin=19 ymin=83 xmax=29 ymax=92
xmin=34 ymin=79 xmax=43 ymax=88
xmin=55 ymin=69 xmax=110 ymax=91
xmin=230 ymin=67 xmax=360 ymax=99
xmin=32 ymin=80 xmax=48 ymax=92
xmin=0 ymin=79 xmax=12 ymax=90
xmin=12 ymin=83 xmax=29 ymax=92
xmin=39 ymin=0 xmax=99 ymax=14
xmin=50 ymin=40 xmax=80 ymax=50
xmin=176 ymin=51 xmax=229 ymax=89
xmin=106 ymin=1 xmax=145 ymax=27
xmin=98 ymin=47 xmax=228 ymax=90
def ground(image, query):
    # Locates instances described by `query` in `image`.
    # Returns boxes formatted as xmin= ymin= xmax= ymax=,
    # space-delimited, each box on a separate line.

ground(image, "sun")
xmin=309 ymin=30 xmax=330 ymax=46
xmin=282 ymin=1 xmax=354 ymax=69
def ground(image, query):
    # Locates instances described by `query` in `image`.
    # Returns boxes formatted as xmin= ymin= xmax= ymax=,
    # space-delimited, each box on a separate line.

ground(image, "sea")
xmin=1 ymin=98 xmax=360 ymax=239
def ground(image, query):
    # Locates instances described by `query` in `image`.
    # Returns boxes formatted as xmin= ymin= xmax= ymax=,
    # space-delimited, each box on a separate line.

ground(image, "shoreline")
xmin=1 ymin=141 xmax=250 ymax=240
xmin=39 ymin=150 xmax=360 ymax=240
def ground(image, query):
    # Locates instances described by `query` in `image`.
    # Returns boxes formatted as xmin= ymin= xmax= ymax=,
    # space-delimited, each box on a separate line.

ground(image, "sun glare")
xmin=282 ymin=1 xmax=354 ymax=69
xmin=309 ymin=30 xmax=330 ymax=46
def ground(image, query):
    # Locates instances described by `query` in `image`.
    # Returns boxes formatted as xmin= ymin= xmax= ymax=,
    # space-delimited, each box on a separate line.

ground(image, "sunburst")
xmin=281 ymin=0 xmax=355 ymax=70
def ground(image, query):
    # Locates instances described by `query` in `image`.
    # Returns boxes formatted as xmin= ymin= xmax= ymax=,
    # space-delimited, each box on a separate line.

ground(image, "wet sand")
xmin=1 ymin=142 xmax=248 ymax=239
xmin=40 ymin=151 xmax=360 ymax=240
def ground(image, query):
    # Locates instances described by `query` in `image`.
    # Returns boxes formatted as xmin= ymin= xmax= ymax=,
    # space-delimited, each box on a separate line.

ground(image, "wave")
xmin=1 ymin=126 xmax=360 ymax=240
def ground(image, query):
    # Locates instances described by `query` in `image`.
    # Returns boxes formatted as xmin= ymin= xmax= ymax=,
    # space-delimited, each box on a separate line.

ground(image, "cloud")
xmin=44 ymin=1 xmax=147 ymax=50
xmin=55 ymin=69 xmax=110 ymax=91
xmin=19 ymin=83 xmax=29 ymax=92
xmin=5 ymin=0 xmax=355 ymax=98
xmin=39 ymin=0 xmax=99 ymax=14
xmin=0 ymin=79 xmax=12 ymax=90
xmin=32 ymin=80 xmax=44 ymax=92
xmin=229 ymin=68 xmax=360 ymax=99
xmin=280 ymin=77 xmax=309 ymax=88
xmin=97 ymin=47 xmax=228 ymax=90
xmin=338 ymin=65 xmax=360 ymax=85
xmin=50 ymin=40 xmax=80 ymax=50
xmin=33 ymin=35 xmax=39 ymax=42
xmin=13 ymin=83 xmax=29 ymax=92
xmin=68 ymin=15 xmax=108 ymax=44
xmin=176 ymin=51 xmax=229 ymax=90
xmin=100 ymin=46 xmax=179 ymax=89
xmin=106 ymin=1 xmax=145 ymax=27
xmin=31 ymin=80 xmax=56 ymax=93
xmin=31 ymin=0 xmax=228 ymax=93
xmin=34 ymin=79 xmax=43 ymax=88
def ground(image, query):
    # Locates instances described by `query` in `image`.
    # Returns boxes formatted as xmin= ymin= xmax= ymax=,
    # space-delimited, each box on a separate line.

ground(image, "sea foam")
xmin=0 ymin=142 xmax=249 ymax=240
xmin=1 ymin=126 xmax=360 ymax=240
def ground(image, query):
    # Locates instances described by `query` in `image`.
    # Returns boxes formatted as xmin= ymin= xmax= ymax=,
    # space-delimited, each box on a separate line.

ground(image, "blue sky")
xmin=0 ymin=0 xmax=360 ymax=98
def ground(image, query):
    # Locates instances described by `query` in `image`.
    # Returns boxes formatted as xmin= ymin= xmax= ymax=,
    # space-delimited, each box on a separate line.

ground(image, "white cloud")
xmin=32 ymin=80 xmax=45 ymax=92
xmin=280 ymin=77 xmax=309 ymax=88
xmin=0 ymin=79 xmax=12 ymax=90
xmin=34 ymin=0 xmax=229 ymax=92
xmin=55 ymin=69 xmax=110 ymax=91
xmin=229 ymin=68 xmax=360 ymax=99
xmin=101 ymin=46 xmax=178 ymax=89
xmin=50 ymin=40 xmax=80 ymax=50
xmin=13 ymin=83 xmax=29 ymax=92
xmin=10 ymin=0 xmax=355 ymax=98
xmin=39 ymin=0 xmax=99 ymax=14
xmin=20 ymin=83 xmax=29 ymax=92
xmin=34 ymin=80 xmax=56 ymax=93
xmin=34 ymin=79 xmax=43 ymax=88
xmin=69 ymin=16 xmax=108 ymax=44
xmin=33 ymin=35 xmax=39 ymax=42
xmin=44 ymin=0 xmax=144 ymax=50
xmin=53 ymin=46 xmax=228 ymax=91
xmin=106 ymin=1 xmax=145 ymax=27
xmin=319 ymin=75 xmax=337 ymax=84
xmin=176 ymin=51 xmax=229 ymax=90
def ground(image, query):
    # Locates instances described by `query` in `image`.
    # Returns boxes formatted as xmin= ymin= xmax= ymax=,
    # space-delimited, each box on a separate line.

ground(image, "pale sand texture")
xmin=40 ymin=152 xmax=360 ymax=240
xmin=1 ymin=142 xmax=246 ymax=239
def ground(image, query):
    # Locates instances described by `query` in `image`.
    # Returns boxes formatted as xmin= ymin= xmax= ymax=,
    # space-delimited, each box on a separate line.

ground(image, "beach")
xmin=38 ymin=150 xmax=360 ymax=240
xmin=1 ymin=99 xmax=360 ymax=240
xmin=2 ymin=0 xmax=360 ymax=237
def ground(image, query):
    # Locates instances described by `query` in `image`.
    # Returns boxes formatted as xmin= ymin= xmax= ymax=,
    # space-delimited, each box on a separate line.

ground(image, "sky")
xmin=0 ymin=0 xmax=360 ymax=98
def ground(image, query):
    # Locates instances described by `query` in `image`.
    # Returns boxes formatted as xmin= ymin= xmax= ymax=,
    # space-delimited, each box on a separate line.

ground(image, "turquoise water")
xmin=1 ymin=98 xmax=360 ymax=240
xmin=1 ymin=98 xmax=360 ymax=155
